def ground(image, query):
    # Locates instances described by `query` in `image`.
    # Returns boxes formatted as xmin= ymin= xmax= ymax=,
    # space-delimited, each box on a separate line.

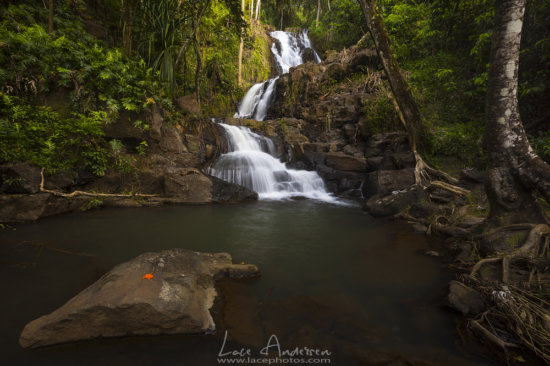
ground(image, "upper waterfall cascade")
xmin=234 ymin=30 xmax=321 ymax=121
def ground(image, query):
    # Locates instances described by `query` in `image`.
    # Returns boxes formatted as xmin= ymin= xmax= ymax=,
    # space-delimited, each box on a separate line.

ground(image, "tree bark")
xmin=238 ymin=0 xmax=245 ymax=86
xmin=174 ymin=0 xmax=211 ymax=69
xmin=485 ymin=0 xmax=550 ymax=226
xmin=255 ymin=0 xmax=260 ymax=20
xmin=193 ymin=33 xmax=201 ymax=105
xmin=357 ymin=0 xmax=454 ymax=185
xmin=316 ymin=0 xmax=321 ymax=27
xmin=121 ymin=0 xmax=133 ymax=56
xmin=357 ymin=0 xmax=423 ymax=152
xmin=280 ymin=0 xmax=284 ymax=30
xmin=48 ymin=0 xmax=54 ymax=34
xmin=250 ymin=0 xmax=253 ymax=23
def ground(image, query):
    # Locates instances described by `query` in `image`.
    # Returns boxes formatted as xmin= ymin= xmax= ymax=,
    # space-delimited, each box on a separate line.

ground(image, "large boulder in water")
xmin=163 ymin=167 xmax=258 ymax=203
xmin=19 ymin=249 xmax=260 ymax=348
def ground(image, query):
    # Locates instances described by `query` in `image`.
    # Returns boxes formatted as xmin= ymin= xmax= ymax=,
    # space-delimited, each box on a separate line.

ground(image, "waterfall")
xmin=209 ymin=123 xmax=338 ymax=203
xmin=234 ymin=30 xmax=321 ymax=121
xmin=211 ymin=30 xmax=337 ymax=203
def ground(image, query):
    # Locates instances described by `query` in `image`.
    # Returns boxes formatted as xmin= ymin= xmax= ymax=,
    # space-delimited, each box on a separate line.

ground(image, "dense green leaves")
xmin=0 ymin=94 xmax=108 ymax=174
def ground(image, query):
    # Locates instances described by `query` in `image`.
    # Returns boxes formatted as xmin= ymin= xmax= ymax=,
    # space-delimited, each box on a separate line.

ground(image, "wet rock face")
xmin=0 ymin=162 xmax=41 ymax=194
xmin=164 ymin=167 xmax=213 ymax=202
xmin=19 ymin=249 xmax=260 ymax=349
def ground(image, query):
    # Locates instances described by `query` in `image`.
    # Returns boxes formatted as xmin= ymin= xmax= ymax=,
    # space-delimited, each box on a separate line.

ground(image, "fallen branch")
xmin=469 ymin=319 xmax=519 ymax=349
xmin=40 ymin=168 xmax=158 ymax=199
xmin=427 ymin=180 xmax=470 ymax=196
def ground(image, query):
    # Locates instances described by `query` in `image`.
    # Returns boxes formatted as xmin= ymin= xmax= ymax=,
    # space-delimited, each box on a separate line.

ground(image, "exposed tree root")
xmin=39 ymin=168 xmax=158 ymax=199
xmin=393 ymin=212 xmax=478 ymax=237
xmin=413 ymin=152 xmax=459 ymax=186
xmin=470 ymin=224 xmax=550 ymax=283
xmin=427 ymin=180 xmax=470 ymax=196
xmin=388 ymin=91 xmax=461 ymax=188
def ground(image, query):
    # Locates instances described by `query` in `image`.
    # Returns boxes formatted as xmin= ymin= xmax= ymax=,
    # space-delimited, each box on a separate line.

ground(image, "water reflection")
xmin=0 ymin=201 xmax=495 ymax=365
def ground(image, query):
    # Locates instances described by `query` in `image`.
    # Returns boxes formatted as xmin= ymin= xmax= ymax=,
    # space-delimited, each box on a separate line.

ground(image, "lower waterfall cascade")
xmin=209 ymin=123 xmax=339 ymax=203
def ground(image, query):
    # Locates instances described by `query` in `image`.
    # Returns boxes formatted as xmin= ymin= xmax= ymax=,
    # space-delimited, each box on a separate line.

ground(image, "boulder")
xmin=409 ymin=202 xmax=448 ymax=219
xmin=19 ymin=249 xmax=260 ymax=348
xmin=325 ymin=152 xmax=367 ymax=172
xmin=363 ymin=169 xmax=415 ymax=198
xmin=177 ymin=95 xmax=201 ymax=115
xmin=160 ymin=126 xmax=187 ymax=153
xmin=445 ymin=280 xmax=485 ymax=315
xmin=364 ymin=185 xmax=427 ymax=217
xmin=148 ymin=110 xmax=164 ymax=141
xmin=44 ymin=170 xmax=78 ymax=191
xmin=0 ymin=162 xmax=42 ymax=194
xmin=325 ymin=62 xmax=346 ymax=81
xmin=301 ymin=48 xmax=317 ymax=63
xmin=348 ymin=48 xmax=378 ymax=72
xmin=211 ymin=177 xmax=258 ymax=203
xmin=184 ymin=134 xmax=201 ymax=155
xmin=163 ymin=167 xmax=212 ymax=203
xmin=0 ymin=193 xmax=88 ymax=223
xmin=378 ymin=152 xmax=416 ymax=170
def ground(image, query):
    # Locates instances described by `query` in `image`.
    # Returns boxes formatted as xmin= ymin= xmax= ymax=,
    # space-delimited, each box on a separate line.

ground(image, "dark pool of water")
xmin=0 ymin=201 xmax=496 ymax=365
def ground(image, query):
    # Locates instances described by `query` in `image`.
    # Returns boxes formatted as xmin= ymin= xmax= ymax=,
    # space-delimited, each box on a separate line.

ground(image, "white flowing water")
xmin=234 ymin=30 xmax=321 ymax=121
xmin=270 ymin=30 xmax=322 ymax=74
xmin=218 ymin=30 xmax=335 ymax=203
xmin=209 ymin=123 xmax=339 ymax=203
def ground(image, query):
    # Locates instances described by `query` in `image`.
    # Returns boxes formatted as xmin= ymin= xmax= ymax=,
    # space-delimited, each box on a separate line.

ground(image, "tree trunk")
xmin=357 ymin=0 xmax=446 ymax=185
xmin=280 ymin=0 xmax=284 ymax=30
xmin=175 ymin=0 xmax=211 ymax=68
xmin=193 ymin=34 xmax=201 ymax=105
xmin=238 ymin=0 xmax=245 ymax=86
xmin=255 ymin=0 xmax=260 ymax=20
xmin=250 ymin=0 xmax=253 ymax=23
xmin=121 ymin=0 xmax=133 ymax=56
xmin=316 ymin=0 xmax=321 ymax=27
xmin=48 ymin=0 xmax=54 ymax=34
xmin=485 ymin=0 xmax=550 ymax=226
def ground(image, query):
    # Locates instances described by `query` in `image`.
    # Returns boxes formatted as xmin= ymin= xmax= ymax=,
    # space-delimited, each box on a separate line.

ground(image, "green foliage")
xmin=136 ymin=141 xmax=148 ymax=156
xmin=0 ymin=93 xmax=108 ymax=174
xmin=259 ymin=0 xmax=366 ymax=54
xmin=360 ymin=92 xmax=401 ymax=136
xmin=81 ymin=197 xmax=104 ymax=211
xmin=423 ymin=121 xmax=485 ymax=168
xmin=308 ymin=0 xmax=366 ymax=54
xmin=0 ymin=3 xmax=167 ymax=174
xmin=529 ymin=132 xmax=550 ymax=163
xmin=0 ymin=17 xmax=160 ymax=114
